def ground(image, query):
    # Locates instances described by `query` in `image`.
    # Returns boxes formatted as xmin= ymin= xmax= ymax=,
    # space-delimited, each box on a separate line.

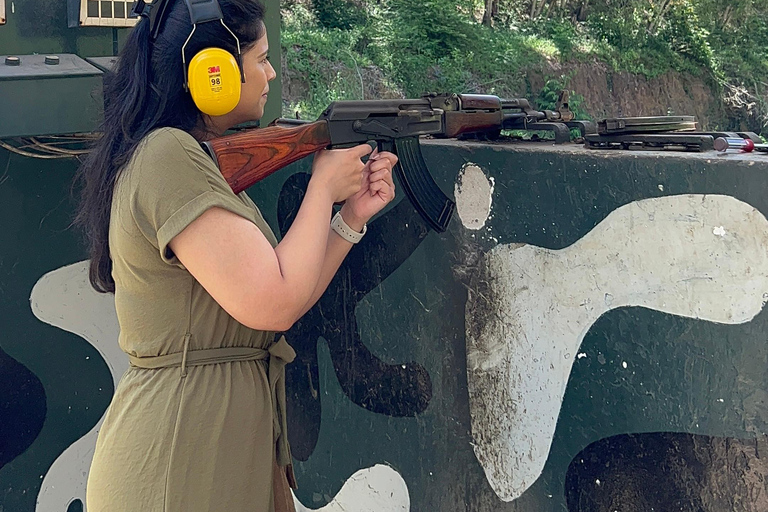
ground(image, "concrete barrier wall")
xmin=2 ymin=141 xmax=768 ymax=511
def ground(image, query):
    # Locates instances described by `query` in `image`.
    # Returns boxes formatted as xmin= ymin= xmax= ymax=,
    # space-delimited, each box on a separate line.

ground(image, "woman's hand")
xmin=340 ymin=148 xmax=397 ymax=228
xmin=309 ymin=144 xmax=373 ymax=204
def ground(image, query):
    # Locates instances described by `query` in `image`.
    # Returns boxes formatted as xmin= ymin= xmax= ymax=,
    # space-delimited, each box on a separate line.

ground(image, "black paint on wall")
xmin=0 ymin=345 xmax=46 ymax=470
xmin=278 ymin=172 xmax=434 ymax=460
xmin=565 ymin=432 xmax=768 ymax=512
xmin=66 ymin=499 xmax=83 ymax=512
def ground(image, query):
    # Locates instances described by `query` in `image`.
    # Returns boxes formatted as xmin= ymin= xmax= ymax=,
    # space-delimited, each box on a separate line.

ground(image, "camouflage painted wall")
xmin=2 ymin=140 xmax=768 ymax=511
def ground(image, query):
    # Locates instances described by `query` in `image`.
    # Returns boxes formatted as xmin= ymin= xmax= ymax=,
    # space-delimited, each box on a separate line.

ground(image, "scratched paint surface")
xmin=465 ymin=194 xmax=768 ymax=501
xmin=29 ymin=262 xmax=125 ymax=511
xmin=0 ymin=152 xmax=113 ymax=512
xmin=4 ymin=141 xmax=768 ymax=512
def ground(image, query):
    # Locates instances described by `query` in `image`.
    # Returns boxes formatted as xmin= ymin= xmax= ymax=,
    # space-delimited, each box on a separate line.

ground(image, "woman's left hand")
xmin=339 ymin=148 xmax=397 ymax=228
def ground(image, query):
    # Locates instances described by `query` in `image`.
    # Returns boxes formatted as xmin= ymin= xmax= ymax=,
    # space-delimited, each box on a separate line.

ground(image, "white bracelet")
xmin=331 ymin=211 xmax=367 ymax=244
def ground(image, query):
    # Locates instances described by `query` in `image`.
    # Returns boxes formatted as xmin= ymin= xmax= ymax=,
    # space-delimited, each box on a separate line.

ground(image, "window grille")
xmin=74 ymin=0 xmax=138 ymax=27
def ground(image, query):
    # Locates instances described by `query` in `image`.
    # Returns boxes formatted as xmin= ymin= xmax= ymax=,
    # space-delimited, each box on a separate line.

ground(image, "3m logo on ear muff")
xmin=208 ymin=66 xmax=223 ymax=90
xmin=188 ymin=47 xmax=242 ymax=116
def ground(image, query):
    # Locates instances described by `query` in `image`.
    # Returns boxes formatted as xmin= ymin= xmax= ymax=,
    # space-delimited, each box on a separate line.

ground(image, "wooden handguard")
xmin=443 ymin=111 xmax=504 ymax=138
xmin=203 ymin=120 xmax=332 ymax=194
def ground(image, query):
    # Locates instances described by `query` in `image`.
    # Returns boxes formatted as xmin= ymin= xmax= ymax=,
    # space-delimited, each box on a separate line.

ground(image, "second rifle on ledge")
xmin=203 ymin=93 xmax=587 ymax=233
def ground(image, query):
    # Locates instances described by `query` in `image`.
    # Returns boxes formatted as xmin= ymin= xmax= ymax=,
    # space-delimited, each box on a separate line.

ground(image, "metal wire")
xmin=0 ymin=133 xmax=98 ymax=159
xmin=0 ymin=139 xmax=74 ymax=159
xmin=29 ymin=138 xmax=91 ymax=156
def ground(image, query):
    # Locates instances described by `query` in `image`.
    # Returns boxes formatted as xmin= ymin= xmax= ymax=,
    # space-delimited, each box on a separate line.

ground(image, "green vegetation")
xmin=280 ymin=0 xmax=768 ymax=135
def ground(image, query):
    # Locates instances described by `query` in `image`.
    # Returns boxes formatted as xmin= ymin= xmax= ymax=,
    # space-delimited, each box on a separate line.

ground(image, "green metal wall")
xmin=3 ymin=139 xmax=768 ymax=511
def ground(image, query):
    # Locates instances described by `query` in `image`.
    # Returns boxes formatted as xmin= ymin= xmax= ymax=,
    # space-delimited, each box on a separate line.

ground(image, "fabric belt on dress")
xmin=128 ymin=336 xmax=297 ymax=482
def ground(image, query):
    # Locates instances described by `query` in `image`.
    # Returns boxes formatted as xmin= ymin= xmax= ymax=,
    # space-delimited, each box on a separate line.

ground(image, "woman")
xmin=74 ymin=0 xmax=396 ymax=510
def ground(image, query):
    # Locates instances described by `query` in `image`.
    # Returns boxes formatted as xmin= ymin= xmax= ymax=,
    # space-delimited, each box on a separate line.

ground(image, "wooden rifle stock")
xmin=203 ymin=120 xmax=332 ymax=194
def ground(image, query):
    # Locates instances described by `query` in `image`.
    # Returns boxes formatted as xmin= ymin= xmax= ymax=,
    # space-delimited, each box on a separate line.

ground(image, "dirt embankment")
xmin=528 ymin=60 xmax=734 ymax=131
xmin=282 ymin=54 xmax=756 ymax=133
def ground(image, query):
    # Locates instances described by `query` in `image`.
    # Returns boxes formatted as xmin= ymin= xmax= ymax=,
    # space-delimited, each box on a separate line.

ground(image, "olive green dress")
xmin=86 ymin=127 xmax=295 ymax=512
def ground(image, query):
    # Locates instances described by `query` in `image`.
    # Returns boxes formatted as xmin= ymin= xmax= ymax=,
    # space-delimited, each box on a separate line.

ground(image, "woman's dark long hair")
xmin=74 ymin=0 xmax=266 ymax=293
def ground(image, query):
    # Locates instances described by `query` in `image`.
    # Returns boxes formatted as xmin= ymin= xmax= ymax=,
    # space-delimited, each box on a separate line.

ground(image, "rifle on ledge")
xmin=202 ymin=93 xmax=593 ymax=232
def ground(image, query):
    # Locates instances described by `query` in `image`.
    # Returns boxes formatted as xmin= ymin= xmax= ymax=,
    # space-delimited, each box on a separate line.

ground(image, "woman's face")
xmin=217 ymin=28 xmax=276 ymax=128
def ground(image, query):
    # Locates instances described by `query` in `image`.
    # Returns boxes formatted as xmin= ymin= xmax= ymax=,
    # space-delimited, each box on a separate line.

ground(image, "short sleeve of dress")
xmin=125 ymin=127 xmax=256 ymax=266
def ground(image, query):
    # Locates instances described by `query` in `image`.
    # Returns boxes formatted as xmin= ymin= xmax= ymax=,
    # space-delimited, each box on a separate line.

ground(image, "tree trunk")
xmin=530 ymin=0 xmax=548 ymax=19
xmin=573 ymin=0 xmax=589 ymax=22
xmin=721 ymin=4 xmax=733 ymax=29
xmin=647 ymin=0 xmax=672 ymax=34
xmin=482 ymin=0 xmax=498 ymax=27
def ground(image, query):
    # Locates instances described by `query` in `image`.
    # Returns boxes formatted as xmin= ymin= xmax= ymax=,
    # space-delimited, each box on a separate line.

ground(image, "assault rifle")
xmin=203 ymin=93 xmax=591 ymax=232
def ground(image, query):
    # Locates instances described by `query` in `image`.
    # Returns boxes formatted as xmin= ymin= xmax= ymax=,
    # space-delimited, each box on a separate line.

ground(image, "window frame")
xmin=78 ymin=0 xmax=138 ymax=27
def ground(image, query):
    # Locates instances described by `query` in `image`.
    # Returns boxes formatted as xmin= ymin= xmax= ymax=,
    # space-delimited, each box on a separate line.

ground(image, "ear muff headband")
xmin=132 ymin=0 xmax=246 ymax=116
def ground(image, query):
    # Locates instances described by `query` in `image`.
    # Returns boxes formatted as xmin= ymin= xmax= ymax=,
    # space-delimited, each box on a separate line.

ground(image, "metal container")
xmin=0 ymin=53 xmax=103 ymax=138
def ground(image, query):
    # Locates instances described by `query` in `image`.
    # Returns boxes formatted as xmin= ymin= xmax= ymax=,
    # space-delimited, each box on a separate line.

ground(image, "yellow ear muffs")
xmin=187 ymin=47 xmax=242 ymax=116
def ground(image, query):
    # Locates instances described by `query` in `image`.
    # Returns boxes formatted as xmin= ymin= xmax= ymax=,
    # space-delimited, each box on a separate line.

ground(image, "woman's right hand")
xmin=309 ymin=144 xmax=373 ymax=203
